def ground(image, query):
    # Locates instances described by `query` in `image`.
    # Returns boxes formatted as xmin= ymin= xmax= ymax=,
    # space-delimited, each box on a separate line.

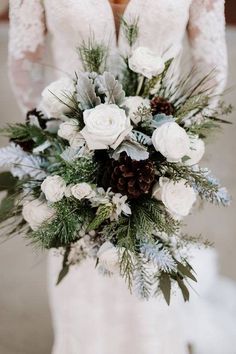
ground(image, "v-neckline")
xmin=107 ymin=0 xmax=132 ymax=43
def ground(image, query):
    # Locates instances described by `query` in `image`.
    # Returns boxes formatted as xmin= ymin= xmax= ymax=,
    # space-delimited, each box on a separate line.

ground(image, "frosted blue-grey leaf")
xmin=132 ymin=130 xmax=152 ymax=146
xmin=96 ymin=72 xmax=125 ymax=105
xmin=151 ymin=114 xmax=175 ymax=128
xmin=76 ymin=72 xmax=101 ymax=110
xmin=112 ymin=141 xmax=149 ymax=161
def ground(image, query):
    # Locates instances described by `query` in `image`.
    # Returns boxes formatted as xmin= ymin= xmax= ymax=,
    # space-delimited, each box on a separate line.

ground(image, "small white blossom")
xmin=41 ymin=175 xmax=67 ymax=202
xmin=111 ymin=194 xmax=131 ymax=221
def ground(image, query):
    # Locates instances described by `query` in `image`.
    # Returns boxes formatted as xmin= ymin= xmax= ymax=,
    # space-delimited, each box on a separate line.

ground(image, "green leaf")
xmin=0 ymin=195 xmax=15 ymax=223
xmin=176 ymin=261 xmax=197 ymax=282
xmin=160 ymin=272 xmax=171 ymax=305
xmin=0 ymin=172 xmax=17 ymax=192
xmin=56 ymin=246 xmax=71 ymax=285
xmin=176 ymin=276 xmax=190 ymax=302
xmin=56 ymin=265 xmax=70 ymax=285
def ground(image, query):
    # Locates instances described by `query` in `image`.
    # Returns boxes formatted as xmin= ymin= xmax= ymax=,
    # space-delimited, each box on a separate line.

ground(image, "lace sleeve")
xmin=8 ymin=0 xmax=46 ymax=113
xmin=188 ymin=0 xmax=227 ymax=100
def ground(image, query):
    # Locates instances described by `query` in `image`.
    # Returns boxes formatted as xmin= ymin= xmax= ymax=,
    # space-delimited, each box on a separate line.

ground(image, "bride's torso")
xmin=43 ymin=0 xmax=192 ymax=76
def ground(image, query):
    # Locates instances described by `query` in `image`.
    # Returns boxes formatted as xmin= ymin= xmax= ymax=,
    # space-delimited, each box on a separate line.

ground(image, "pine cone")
xmin=150 ymin=96 xmax=174 ymax=116
xmin=109 ymin=153 xmax=156 ymax=199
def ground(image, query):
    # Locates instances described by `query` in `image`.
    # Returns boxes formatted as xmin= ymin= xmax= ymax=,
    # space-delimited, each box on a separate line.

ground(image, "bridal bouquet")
xmin=0 ymin=23 xmax=231 ymax=303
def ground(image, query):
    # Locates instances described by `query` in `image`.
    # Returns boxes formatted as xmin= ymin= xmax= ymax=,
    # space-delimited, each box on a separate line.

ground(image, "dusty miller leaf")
xmin=96 ymin=72 xmax=125 ymax=105
xmin=76 ymin=72 xmax=101 ymax=110
xmin=132 ymin=131 xmax=152 ymax=146
xmin=112 ymin=140 xmax=149 ymax=161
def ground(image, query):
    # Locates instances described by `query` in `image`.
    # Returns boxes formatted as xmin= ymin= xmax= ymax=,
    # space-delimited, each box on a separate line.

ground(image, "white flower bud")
xmin=41 ymin=175 xmax=67 ymax=202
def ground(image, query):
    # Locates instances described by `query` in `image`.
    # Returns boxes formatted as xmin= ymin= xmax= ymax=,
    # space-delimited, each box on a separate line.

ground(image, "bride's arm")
xmin=188 ymin=0 xmax=227 ymax=99
xmin=8 ymin=0 xmax=46 ymax=113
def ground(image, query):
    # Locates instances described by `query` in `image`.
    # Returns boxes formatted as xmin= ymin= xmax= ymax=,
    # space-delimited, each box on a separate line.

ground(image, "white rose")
xmin=41 ymin=175 xmax=67 ymax=202
xmin=71 ymin=183 xmax=94 ymax=200
xmin=81 ymin=104 xmax=131 ymax=150
xmin=40 ymin=77 xmax=75 ymax=118
xmin=22 ymin=199 xmax=55 ymax=231
xmin=128 ymin=47 xmax=165 ymax=79
xmin=152 ymin=121 xmax=190 ymax=162
xmin=123 ymin=96 xmax=150 ymax=124
xmin=97 ymin=241 xmax=120 ymax=274
xmin=153 ymin=178 xmax=197 ymax=219
xmin=185 ymin=135 xmax=205 ymax=166
xmin=58 ymin=119 xmax=79 ymax=140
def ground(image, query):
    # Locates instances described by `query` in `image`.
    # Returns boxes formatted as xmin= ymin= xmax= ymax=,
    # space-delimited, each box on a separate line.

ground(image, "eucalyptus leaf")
xmin=151 ymin=114 xmax=174 ymax=128
xmin=76 ymin=72 xmax=101 ymax=110
xmin=96 ymin=72 xmax=125 ymax=105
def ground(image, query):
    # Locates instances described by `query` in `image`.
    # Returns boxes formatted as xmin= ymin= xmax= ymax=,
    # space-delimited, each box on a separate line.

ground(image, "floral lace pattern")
xmin=188 ymin=0 xmax=227 ymax=97
xmin=9 ymin=0 xmax=46 ymax=112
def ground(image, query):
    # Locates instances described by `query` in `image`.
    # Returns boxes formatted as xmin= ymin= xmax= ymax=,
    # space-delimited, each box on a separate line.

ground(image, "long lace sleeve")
xmin=188 ymin=0 xmax=227 ymax=99
xmin=8 ymin=0 xmax=46 ymax=113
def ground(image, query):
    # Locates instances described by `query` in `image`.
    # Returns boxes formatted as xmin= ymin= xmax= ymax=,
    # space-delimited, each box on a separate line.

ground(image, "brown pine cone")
xmin=150 ymin=96 xmax=174 ymax=116
xmin=110 ymin=153 xmax=156 ymax=199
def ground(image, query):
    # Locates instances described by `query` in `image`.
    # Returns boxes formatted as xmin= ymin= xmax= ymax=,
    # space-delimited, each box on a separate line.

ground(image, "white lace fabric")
xmin=188 ymin=0 xmax=227 ymax=99
xmin=9 ymin=0 xmax=46 ymax=112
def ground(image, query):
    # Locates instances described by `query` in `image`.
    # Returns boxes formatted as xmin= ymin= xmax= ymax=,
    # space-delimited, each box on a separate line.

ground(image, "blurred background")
xmin=0 ymin=2 xmax=236 ymax=353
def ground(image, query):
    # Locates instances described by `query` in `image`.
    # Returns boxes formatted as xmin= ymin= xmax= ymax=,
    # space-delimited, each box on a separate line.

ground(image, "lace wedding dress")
xmin=8 ymin=1 xmax=236 ymax=353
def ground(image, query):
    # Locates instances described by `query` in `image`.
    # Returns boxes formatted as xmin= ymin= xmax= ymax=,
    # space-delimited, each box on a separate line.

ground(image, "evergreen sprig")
xmin=29 ymin=199 xmax=93 ymax=249
xmin=120 ymin=17 xmax=139 ymax=48
xmin=78 ymin=36 xmax=108 ymax=74
xmin=54 ymin=156 xmax=97 ymax=184
xmin=160 ymin=163 xmax=224 ymax=204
